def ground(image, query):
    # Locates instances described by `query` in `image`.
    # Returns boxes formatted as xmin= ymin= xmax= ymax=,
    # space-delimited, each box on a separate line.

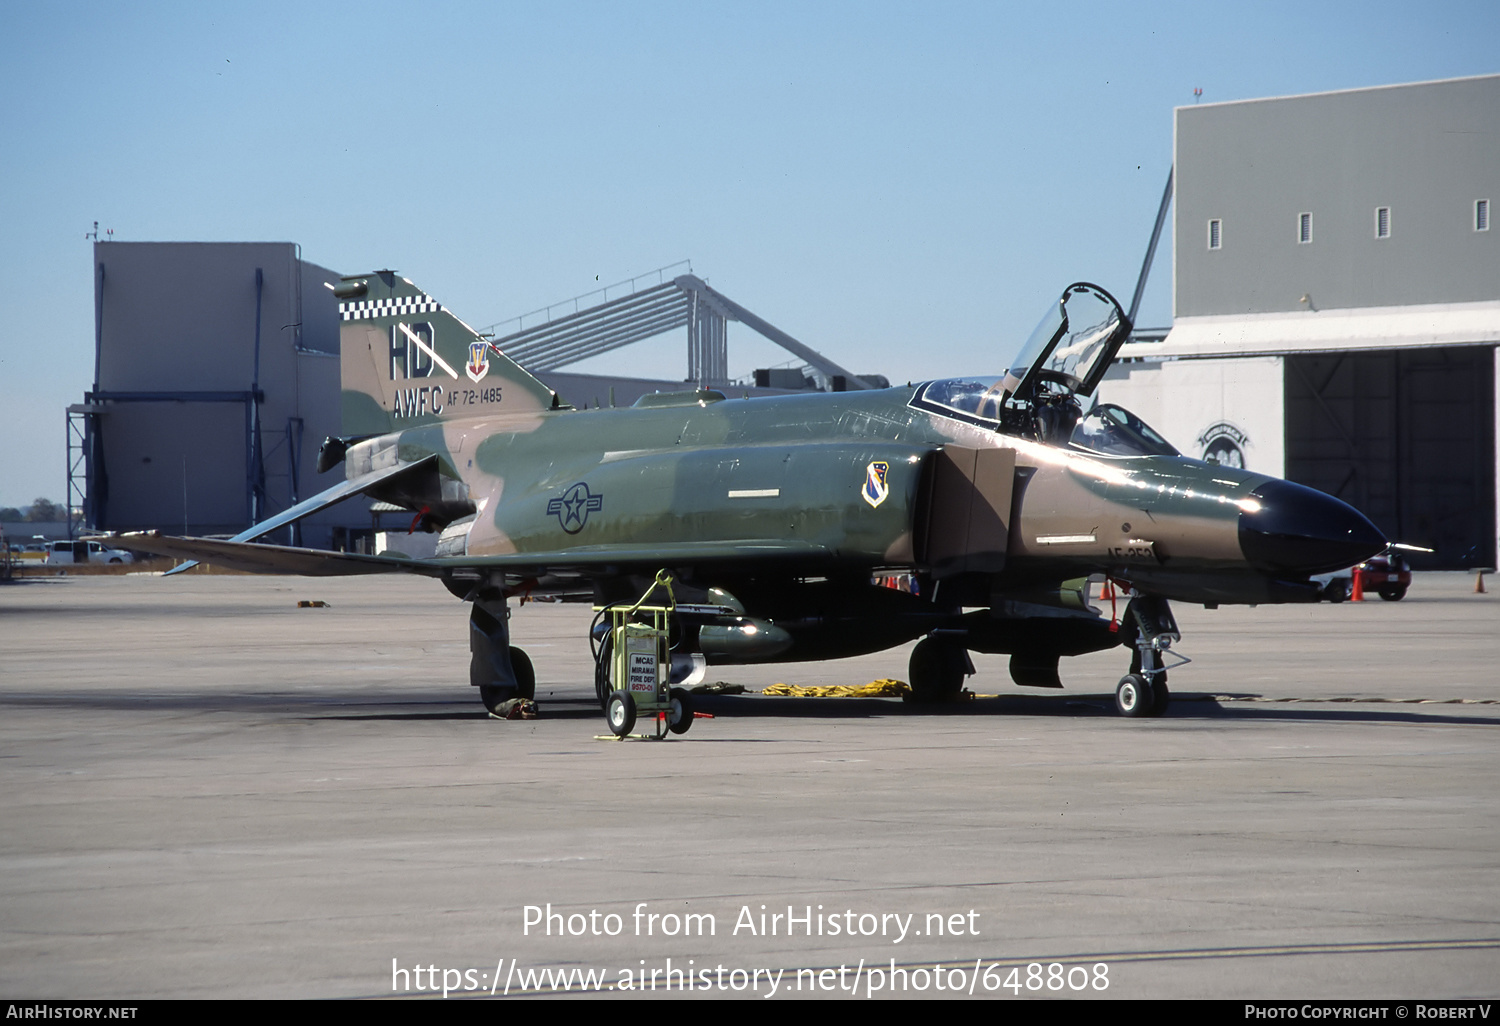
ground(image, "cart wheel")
xmin=606 ymin=691 xmax=636 ymax=737
xmin=667 ymin=687 xmax=693 ymax=735
xmin=1115 ymin=674 xmax=1154 ymax=717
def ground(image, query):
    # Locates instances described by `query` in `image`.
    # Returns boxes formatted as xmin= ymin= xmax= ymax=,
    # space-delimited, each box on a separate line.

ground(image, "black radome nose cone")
xmin=1238 ymin=479 xmax=1386 ymax=575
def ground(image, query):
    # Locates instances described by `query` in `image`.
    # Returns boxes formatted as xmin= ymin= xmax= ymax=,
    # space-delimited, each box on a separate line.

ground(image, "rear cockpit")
xmin=909 ymin=282 xmax=1178 ymax=456
xmin=909 ymin=379 xmax=1179 ymax=458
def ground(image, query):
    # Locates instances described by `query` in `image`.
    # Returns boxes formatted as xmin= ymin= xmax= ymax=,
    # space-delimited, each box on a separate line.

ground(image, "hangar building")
xmin=1100 ymin=74 xmax=1499 ymax=568
xmin=74 ymin=242 xmax=364 ymax=548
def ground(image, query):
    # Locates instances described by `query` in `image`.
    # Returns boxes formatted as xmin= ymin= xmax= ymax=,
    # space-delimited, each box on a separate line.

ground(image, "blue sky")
xmin=2 ymin=0 xmax=1495 ymax=508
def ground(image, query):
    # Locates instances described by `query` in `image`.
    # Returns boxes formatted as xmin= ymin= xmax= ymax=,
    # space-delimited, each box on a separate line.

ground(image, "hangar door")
xmin=1284 ymin=346 xmax=1495 ymax=569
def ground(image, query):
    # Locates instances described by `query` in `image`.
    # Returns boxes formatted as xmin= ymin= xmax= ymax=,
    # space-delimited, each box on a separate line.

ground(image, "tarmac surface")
xmin=0 ymin=571 xmax=1496 ymax=1000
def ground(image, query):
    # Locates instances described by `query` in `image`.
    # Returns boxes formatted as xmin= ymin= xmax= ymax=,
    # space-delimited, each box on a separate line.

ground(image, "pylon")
xmin=1477 ymin=571 xmax=1488 ymax=594
xmin=1350 ymin=566 xmax=1364 ymax=601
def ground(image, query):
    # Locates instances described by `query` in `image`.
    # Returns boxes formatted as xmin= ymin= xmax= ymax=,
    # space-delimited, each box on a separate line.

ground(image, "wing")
xmin=108 ymin=533 xmax=832 ymax=579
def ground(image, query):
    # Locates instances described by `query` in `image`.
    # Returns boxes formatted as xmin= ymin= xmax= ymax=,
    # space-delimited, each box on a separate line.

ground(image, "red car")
xmin=1357 ymin=548 xmax=1411 ymax=601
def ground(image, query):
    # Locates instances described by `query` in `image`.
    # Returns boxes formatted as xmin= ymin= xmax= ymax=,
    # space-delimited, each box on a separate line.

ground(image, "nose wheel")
xmin=1115 ymin=672 xmax=1170 ymax=717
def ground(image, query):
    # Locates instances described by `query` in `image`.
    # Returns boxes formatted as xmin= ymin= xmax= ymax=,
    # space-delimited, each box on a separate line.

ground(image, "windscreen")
xmin=1068 ymin=403 xmax=1180 ymax=457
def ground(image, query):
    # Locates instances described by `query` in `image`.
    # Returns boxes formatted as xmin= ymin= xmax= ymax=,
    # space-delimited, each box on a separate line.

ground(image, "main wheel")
xmin=1115 ymin=674 xmax=1155 ymax=717
xmin=1324 ymin=579 xmax=1349 ymax=603
xmin=905 ymin=636 xmax=966 ymax=704
xmin=667 ymin=687 xmax=694 ymax=735
xmin=479 ymin=683 xmax=511 ymax=715
xmin=606 ymin=691 xmax=637 ymax=737
xmin=478 ymin=647 xmax=536 ymax=714
xmin=510 ymin=647 xmax=536 ymax=700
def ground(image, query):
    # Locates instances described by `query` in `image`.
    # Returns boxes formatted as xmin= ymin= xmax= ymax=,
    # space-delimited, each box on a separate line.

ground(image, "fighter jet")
xmin=111 ymin=274 xmax=1386 ymax=718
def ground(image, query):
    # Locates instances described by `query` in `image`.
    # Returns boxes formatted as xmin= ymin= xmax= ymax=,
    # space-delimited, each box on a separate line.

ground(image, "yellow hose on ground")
xmin=760 ymin=679 xmax=912 ymax=698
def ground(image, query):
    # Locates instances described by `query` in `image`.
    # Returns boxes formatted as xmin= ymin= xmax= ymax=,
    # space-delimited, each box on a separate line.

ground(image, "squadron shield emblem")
xmin=465 ymin=340 xmax=491 ymax=383
xmin=862 ymin=461 xmax=890 ymax=508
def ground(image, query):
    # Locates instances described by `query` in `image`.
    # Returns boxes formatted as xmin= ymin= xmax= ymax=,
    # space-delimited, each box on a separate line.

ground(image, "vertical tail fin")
xmin=337 ymin=270 xmax=559 ymax=436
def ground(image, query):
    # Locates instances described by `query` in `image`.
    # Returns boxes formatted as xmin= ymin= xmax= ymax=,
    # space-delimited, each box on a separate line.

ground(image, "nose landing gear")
xmin=1115 ymin=594 xmax=1188 ymax=717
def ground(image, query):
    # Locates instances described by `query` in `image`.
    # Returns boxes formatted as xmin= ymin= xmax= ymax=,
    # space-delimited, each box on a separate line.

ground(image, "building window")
xmin=1478 ymin=199 xmax=1490 ymax=232
xmin=1208 ymin=219 xmax=1222 ymax=250
xmin=1375 ymin=207 xmax=1390 ymax=239
xmin=1298 ymin=212 xmax=1313 ymax=244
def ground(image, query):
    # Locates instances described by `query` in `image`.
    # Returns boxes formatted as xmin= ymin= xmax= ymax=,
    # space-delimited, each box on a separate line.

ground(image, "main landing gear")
xmin=905 ymin=634 xmax=974 ymax=703
xmin=480 ymin=649 xmax=535 ymax=715
xmin=1115 ymin=594 xmax=1185 ymax=718
xmin=469 ymin=585 xmax=536 ymax=714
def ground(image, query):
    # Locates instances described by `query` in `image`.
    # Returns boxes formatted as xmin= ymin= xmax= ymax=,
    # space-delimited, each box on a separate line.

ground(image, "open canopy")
xmin=1000 ymin=282 xmax=1132 ymax=402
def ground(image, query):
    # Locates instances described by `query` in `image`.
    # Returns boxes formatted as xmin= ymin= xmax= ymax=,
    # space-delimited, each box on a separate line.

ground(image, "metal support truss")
xmin=491 ymin=268 xmax=875 ymax=391
xmin=65 ymin=405 xmax=100 ymax=540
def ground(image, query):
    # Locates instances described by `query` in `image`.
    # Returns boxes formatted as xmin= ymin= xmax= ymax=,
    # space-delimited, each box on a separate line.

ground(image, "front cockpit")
xmin=1068 ymin=403 xmax=1179 ymax=458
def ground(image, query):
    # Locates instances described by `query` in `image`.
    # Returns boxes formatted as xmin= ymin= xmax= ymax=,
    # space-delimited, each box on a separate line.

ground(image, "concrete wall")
xmin=1175 ymin=75 xmax=1500 ymax=318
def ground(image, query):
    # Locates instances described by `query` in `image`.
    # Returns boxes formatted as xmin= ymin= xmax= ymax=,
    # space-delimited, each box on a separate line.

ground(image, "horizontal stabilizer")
xmin=120 ymin=455 xmax=440 ymax=576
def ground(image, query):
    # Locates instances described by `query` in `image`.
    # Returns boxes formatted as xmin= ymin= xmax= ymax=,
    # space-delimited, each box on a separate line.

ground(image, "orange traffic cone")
xmin=1350 ymin=566 xmax=1364 ymax=602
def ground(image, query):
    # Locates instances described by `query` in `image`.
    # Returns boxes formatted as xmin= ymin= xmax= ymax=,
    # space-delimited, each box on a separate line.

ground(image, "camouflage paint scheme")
xmin=113 ymin=272 xmax=1386 ymax=711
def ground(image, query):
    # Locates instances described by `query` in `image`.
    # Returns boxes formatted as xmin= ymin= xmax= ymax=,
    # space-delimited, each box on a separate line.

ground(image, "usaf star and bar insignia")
xmin=548 ymin=482 xmax=604 ymax=534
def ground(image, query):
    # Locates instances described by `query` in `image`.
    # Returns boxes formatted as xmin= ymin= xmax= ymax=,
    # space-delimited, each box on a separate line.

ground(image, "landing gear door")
xmin=918 ymin=445 xmax=1015 ymax=579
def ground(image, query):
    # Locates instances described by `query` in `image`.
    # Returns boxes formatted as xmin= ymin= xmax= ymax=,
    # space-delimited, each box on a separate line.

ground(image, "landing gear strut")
xmin=470 ymin=586 xmax=536 ymax=713
xmin=1115 ymin=594 xmax=1185 ymax=717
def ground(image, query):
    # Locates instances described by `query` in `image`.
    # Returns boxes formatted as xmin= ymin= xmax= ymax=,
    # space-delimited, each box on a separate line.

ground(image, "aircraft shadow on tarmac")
xmin=312 ymin=693 xmax=1499 ymax=728
xmin=2 ymin=689 xmax=1490 ymax=728
xmin=2 ymin=688 xmax=1489 ymax=727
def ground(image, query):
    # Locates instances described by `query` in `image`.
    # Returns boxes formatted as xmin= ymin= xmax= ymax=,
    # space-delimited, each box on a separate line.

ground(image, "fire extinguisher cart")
xmin=595 ymin=570 xmax=694 ymax=739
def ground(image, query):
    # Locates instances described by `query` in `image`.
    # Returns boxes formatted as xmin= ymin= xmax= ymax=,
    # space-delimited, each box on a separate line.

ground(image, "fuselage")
xmin=361 ymin=383 xmax=1382 ymax=608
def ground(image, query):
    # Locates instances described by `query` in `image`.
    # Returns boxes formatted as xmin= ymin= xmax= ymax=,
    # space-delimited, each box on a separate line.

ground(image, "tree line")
xmin=0 ymin=498 xmax=73 ymax=523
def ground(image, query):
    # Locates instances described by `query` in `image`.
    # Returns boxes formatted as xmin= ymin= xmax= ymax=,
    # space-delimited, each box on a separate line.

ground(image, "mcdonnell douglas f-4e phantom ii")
xmin=113 ymin=274 xmax=1386 ymax=718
